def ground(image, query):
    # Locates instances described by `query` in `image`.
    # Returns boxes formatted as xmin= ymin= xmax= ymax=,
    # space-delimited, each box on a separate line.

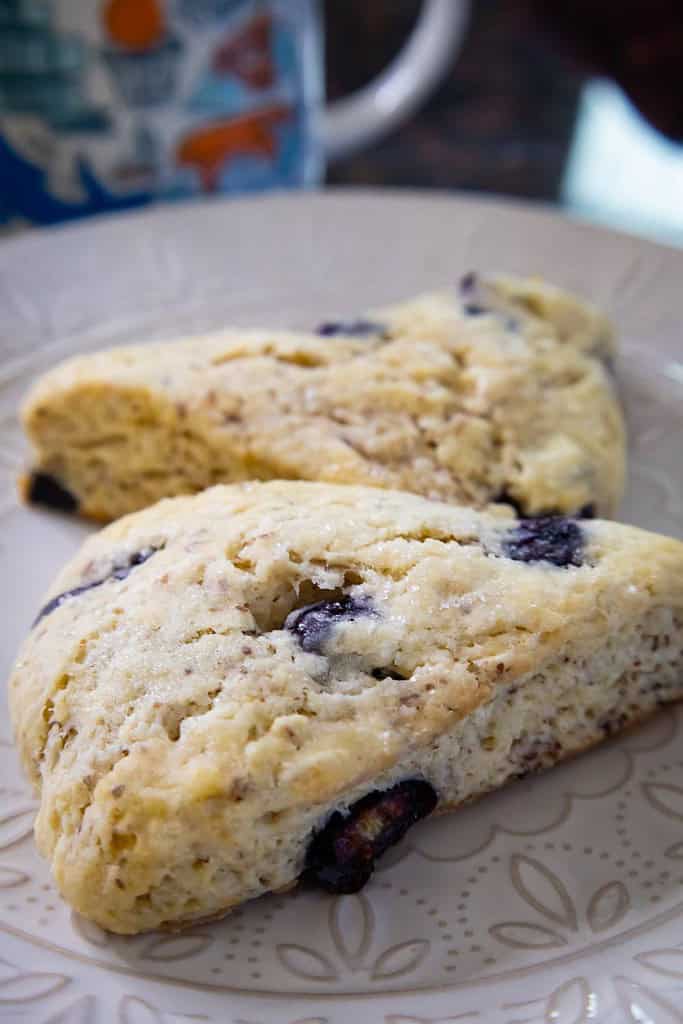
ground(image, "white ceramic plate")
xmin=1 ymin=192 xmax=683 ymax=1024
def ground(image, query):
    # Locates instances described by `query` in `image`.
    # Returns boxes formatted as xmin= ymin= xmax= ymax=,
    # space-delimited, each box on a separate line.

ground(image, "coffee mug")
xmin=0 ymin=0 xmax=469 ymax=226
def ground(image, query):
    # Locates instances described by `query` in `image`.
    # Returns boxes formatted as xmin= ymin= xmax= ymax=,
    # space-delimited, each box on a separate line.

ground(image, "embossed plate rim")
xmin=1 ymin=191 xmax=683 ymax=1023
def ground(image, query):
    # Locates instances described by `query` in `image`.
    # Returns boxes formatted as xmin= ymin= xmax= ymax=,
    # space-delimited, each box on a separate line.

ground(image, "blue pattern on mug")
xmin=0 ymin=0 xmax=467 ymax=224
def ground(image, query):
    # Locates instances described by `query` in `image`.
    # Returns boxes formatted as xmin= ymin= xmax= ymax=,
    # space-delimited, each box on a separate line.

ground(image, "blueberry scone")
xmin=10 ymin=482 xmax=683 ymax=934
xmin=21 ymin=273 xmax=624 ymax=523
xmin=375 ymin=271 xmax=616 ymax=364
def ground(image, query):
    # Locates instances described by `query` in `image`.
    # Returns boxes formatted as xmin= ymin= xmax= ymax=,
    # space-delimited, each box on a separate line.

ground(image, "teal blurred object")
xmin=0 ymin=0 xmax=109 ymax=131
xmin=0 ymin=0 xmax=469 ymax=226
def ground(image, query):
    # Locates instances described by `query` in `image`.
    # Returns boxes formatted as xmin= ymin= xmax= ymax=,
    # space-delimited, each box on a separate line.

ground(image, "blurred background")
xmin=326 ymin=0 xmax=683 ymax=248
xmin=1 ymin=0 xmax=681 ymax=246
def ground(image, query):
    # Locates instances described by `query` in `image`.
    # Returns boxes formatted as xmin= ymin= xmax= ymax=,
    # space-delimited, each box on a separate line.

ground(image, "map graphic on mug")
xmin=0 ymin=1 xmax=468 ymax=225
xmin=176 ymin=0 xmax=245 ymax=26
xmin=102 ymin=0 xmax=184 ymax=109
xmin=0 ymin=0 xmax=318 ymax=225
xmin=0 ymin=0 xmax=108 ymax=131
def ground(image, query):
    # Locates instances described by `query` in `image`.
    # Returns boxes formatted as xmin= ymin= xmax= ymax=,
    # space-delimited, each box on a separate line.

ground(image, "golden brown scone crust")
xmin=10 ymin=482 xmax=683 ymax=933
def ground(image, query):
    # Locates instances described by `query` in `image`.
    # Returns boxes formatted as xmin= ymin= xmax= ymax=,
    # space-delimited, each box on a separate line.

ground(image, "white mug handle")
xmin=321 ymin=0 xmax=471 ymax=162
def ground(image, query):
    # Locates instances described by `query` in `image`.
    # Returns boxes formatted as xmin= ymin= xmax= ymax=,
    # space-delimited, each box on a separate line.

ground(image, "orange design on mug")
xmin=103 ymin=0 xmax=166 ymax=51
xmin=176 ymin=104 xmax=292 ymax=192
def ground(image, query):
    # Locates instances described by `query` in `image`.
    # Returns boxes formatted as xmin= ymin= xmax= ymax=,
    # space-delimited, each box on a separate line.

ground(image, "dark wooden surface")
xmin=324 ymin=0 xmax=584 ymax=200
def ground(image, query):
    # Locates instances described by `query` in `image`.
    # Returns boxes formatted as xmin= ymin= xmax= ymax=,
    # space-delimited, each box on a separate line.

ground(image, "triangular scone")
xmin=375 ymin=272 xmax=616 ymax=363
xmin=21 ymin=274 xmax=624 ymax=523
xmin=10 ymin=482 xmax=683 ymax=934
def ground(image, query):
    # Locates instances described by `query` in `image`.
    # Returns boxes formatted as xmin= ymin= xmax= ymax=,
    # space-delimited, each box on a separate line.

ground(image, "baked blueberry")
xmin=109 ymin=547 xmax=158 ymax=582
xmin=305 ymin=780 xmax=438 ymax=893
xmin=26 ymin=472 xmax=78 ymax=514
xmin=458 ymin=273 xmax=517 ymax=329
xmin=502 ymin=517 xmax=584 ymax=568
xmin=285 ymin=595 xmax=375 ymax=653
xmin=33 ymin=547 xmax=159 ymax=626
xmin=316 ymin=320 xmax=386 ymax=338
xmin=459 ymin=274 xmax=487 ymax=315
xmin=459 ymin=271 xmax=478 ymax=295
xmin=496 ymin=492 xmax=597 ymax=522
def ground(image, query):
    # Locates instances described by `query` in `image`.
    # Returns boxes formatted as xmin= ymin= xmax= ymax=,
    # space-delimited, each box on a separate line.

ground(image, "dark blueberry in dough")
xmin=459 ymin=271 xmax=478 ymax=295
xmin=34 ymin=581 xmax=102 ymax=627
xmin=459 ymin=271 xmax=488 ymax=316
xmin=33 ymin=547 xmax=159 ymax=627
xmin=109 ymin=547 xmax=158 ymax=582
xmin=578 ymin=504 xmax=596 ymax=520
xmin=26 ymin=472 xmax=78 ymax=514
xmin=305 ymin=780 xmax=438 ymax=894
xmin=285 ymin=595 xmax=375 ymax=654
xmin=316 ymin=319 xmax=386 ymax=338
xmin=503 ymin=517 xmax=584 ymax=568
xmin=458 ymin=274 xmax=517 ymax=331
